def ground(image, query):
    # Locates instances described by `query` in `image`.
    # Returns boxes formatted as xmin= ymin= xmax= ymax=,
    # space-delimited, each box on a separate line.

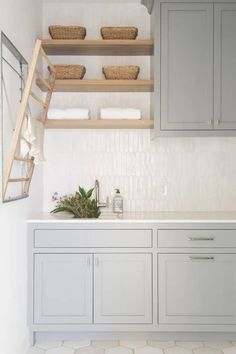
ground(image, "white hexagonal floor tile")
xmin=176 ymin=342 xmax=203 ymax=349
xmin=204 ymin=343 xmax=232 ymax=350
xmin=194 ymin=348 xmax=223 ymax=354
xmin=27 ymin=347 xmax=45 ymax=354
xmin=135 ymin=346 xmax=163 ymax=354
xmin=120 ymin=340 xmax=147 ymax=349
xmin=64 ymin=342 xmax=91 ymax=349
xmin=76 ymin=346 xmax=104 ymax=354
xmin=147 ymin=342 xmax=175 ymax=349
xmin=223 ymin=347 xmax=236 ymax=354
xmin=36 ymin=341 xmax=63 ymax=350
xmin=165 ymin=347 xmax=193 ymax=354
xmin=105 ymin=346 xmax=133 ymax=354
xmin=46 ymin=347 xmax=75 ymax=354
xmin=92 ymin=341 xmax=119 ymax=349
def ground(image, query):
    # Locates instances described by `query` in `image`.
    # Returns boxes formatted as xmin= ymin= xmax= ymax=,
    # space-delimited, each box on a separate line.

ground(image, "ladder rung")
xmin=30 ymin=91 xmax=46 ymax=107
xmin=4 ymin=194 xmax=29 ymax=203
xmin=14 ymin=156 xmax=33 ymax=163
xmin=35 ymin=70 xmax=52 ymax=91
xmin=40 ymin=48 xmax=56 ymax=73
xmin=9 ymin=178 xmax=30 ymax=182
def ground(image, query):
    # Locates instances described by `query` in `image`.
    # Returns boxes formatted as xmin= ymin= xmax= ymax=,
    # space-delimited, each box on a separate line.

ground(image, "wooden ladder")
xmin=3 ymin=39 xmax=56 ymax=202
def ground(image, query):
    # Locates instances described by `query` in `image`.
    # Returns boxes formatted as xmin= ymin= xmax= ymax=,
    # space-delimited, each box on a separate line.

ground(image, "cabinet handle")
xmin=87 ymin=258 xmax=91 ymax=267
xmin=95 ymin=257 xmax=99 ymax=266
xmin=209 ymin=119 xmax=213 ymax=125
xmin=189 ymin=256 xmax=214 ymax=261
xmin=188 ymin=237 xmax=214 ymax=241
xmin=216 ymin=119 xmax=220 ymax=125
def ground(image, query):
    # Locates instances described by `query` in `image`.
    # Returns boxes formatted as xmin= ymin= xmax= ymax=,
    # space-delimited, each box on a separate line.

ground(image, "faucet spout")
xmin=95 ymin=179 xmax=100 ymax=204
xmin=94 ymin=179 xmax=109 ymax=208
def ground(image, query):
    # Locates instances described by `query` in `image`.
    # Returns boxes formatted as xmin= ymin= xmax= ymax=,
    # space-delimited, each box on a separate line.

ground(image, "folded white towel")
xmin=48 ymin=108 xmax=90 ymax=119
xmin=47 ymin=109 xmax=65 ymax=119
xmin=20 ymin=114 xmax=45 ymax=165
xmin=100 ymin=108 xmax=141 ymax=120
xmin=66 ymin=108 xmax=90 ymax=119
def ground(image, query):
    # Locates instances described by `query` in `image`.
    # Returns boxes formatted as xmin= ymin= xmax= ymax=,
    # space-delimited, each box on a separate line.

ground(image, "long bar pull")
xmin=189 ymin=256 xmax=214 ymax=261
xmin=87 ymin=257 xmax=91 ymax=267
xmin=95 ymin=257 xmax=100 ymax=267
xmin=188 ymin=237 xmax=214 ymax=241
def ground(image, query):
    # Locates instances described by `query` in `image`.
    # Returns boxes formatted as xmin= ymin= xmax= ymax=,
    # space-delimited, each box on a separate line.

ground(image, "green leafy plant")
xmin=51 ymin=186 xmax=101 ymax=218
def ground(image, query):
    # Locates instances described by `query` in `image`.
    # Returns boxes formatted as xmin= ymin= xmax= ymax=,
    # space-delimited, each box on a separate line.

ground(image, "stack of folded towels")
xmin=47 ymin=108 xmax=142 ymax=120
xmin=100 ymin=108 xmax=141 ymax=120
xmin=48 ymin=108 xmax=90 ymax=119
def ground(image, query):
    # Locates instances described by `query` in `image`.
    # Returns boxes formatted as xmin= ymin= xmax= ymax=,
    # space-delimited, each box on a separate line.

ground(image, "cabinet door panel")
xmin=214 ymin=4 xmax=236 ymax=129
xmin=161 ymin=3 xmax=213 ymax=130
xmin=159 ymin=254 xmax=236 ymax=324
xmin=94 ymin=254 xmax=152 ymax=324
xmin=34 ymin=254 xmax=92 ymax=324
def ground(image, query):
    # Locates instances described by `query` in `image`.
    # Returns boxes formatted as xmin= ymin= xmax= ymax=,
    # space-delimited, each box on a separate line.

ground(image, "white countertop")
xmin=27 ymin=211 xmax=236 ymax=223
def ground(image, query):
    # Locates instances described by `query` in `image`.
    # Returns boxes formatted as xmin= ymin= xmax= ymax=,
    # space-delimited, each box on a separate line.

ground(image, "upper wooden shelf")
xmin=37 ymin=79 xmax=154 ymax=92
xmin=41 ymin=39 xmax=154 ymax=56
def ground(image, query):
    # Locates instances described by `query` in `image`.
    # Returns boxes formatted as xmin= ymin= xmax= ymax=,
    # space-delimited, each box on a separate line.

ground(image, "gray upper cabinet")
xmin=153 ymin=1 xmax=236 ymax=136
xmin=161 ymin=3 xmax=214 ymax=131
xmin=214 ymin=4 xmax=236 ymax=130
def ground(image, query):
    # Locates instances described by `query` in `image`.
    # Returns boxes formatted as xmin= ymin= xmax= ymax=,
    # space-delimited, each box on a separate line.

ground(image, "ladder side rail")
xmin=3 ymin=40 xmax=42 ymax=199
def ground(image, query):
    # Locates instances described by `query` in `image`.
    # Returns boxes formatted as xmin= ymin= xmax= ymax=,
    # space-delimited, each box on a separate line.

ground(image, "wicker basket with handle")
xmin=102 ymin=66 xmax=140 ymax=80
xmin=49 ymin=65 xmax=86 ymax=80
xmin=101 ymin=27 xmax=138 ymax=40
xmin=49 ymin=25 xmax=86 ymax=39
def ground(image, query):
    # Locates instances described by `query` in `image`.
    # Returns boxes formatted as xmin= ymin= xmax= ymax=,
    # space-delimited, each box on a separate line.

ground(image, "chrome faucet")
xmin=94 ymin=179 xmax=109 ymax=208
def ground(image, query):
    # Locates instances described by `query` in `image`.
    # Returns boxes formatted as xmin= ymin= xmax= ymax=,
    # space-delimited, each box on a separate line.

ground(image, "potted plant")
xmin=51 ymin=186 xmax=101 ymax=218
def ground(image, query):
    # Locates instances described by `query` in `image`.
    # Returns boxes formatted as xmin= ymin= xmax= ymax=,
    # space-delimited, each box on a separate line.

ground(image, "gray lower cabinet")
xmin=34 ymin=254 xmax=93 ymax=324
xmin=28 ymin=221 xmax=236 ymax=342
xmin=159 ymin=254 xmax=236 ymax=324
xmin=34 ymin=252 xmax=152 ymax=325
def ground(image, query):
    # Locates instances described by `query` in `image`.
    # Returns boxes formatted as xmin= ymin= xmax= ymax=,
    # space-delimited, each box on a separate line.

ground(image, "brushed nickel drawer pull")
xmin=188 ymin=237 xmax=214 ymax=241
xmin=189 ymin=256 xmax=214 ymax=261
xmin=95 ymin=257 xmax=100 ymax=266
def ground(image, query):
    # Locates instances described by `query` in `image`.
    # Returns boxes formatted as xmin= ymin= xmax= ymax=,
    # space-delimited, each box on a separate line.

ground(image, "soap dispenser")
xmin=112 ymin=189 xmax=123 ymax=214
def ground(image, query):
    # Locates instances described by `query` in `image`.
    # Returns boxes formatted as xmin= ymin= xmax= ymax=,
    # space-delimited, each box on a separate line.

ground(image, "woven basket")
xmin=102 ymin=66 xmax=140 ymax=80
xmin=49 ymin=25 xmax=86 ymax=39
xmin=50 ymin=65 xmax=86 ymax=79
xmin=101 ymin=27 xmax=138 ymax=40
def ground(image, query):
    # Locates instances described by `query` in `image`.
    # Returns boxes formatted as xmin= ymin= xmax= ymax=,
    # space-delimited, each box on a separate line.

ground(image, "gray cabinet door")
xmin=214 ymin=4 xmax=236 ymax=130
xmin=160 ymin=3 xmax=213 ymax=131
xmin=159 ymin=254 xmax=236 ymax=324
xmin=94 ymin=254 xmax=152 ymax=324
xmin=34 ymin=254 xmax=93 ymax=324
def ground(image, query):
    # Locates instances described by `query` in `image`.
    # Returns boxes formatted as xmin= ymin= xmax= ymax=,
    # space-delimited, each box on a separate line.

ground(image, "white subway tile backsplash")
xmin=43 ymin=129 xmax=236 ymax=212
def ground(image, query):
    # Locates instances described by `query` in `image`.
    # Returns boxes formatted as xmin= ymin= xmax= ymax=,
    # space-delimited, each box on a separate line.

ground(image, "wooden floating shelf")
xmin=41 ymin=39 xmax=154 ymax=56
xmin=37 ymin=79 xmax=154 ymax=92
xmin=45 ymin=119 xmax=154 ymax=129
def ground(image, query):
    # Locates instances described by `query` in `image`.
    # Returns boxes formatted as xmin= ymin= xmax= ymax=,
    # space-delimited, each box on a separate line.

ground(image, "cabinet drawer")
xmin=158 ymin=229 xmax=236 ymax=248
xmin=34 ymin=229 xmax=153 ymax=248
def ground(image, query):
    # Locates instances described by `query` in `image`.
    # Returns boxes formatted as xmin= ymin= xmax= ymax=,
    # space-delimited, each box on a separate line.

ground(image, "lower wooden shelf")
xmin=45 ymin=119 xmax=154 ymax=129
xmin=37 ymin=79 xmax=154 ymax=92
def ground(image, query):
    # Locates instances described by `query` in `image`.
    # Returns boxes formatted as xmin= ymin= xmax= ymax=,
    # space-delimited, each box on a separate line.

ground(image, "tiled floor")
xmin=27 ymin=341 xmax=236 ymax=354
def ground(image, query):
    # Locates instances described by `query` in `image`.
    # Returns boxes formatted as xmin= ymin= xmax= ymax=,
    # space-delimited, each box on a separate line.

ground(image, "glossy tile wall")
xmin=43 ymin=130 xmax=236 ymax=212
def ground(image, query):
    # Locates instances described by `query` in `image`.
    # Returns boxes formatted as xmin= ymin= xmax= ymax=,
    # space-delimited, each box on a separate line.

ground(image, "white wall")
xmin=43 ymin=0 xmax=236 ymax=213
xmin=0 ymin=1 xmax=42 ymax=354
